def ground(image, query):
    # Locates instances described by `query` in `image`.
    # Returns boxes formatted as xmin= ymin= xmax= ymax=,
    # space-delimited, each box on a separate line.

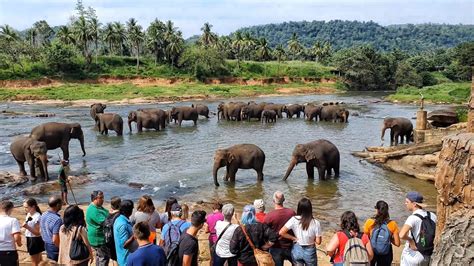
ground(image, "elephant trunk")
xmin=212 ymin=162 xmax=220 ymax=187
xmin=128 ymin=120 xmax=133 ymax=132
xmin=79 ymin=134 xmax=86 ymax=157
xmin=39 ymin=154 xmax=49 ymax=181
xmin=283 ymin=158 xmax=297 ymax=181
xmin=381 ymin=125 xmax=388 ymax=141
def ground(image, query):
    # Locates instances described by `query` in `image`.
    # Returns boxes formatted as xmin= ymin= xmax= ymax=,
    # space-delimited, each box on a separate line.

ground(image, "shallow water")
xmin=0 ymin=93 xmax=438 ymax=228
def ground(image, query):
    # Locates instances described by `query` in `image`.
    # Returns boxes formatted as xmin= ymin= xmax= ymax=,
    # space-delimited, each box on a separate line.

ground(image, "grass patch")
xmin=387 ymin=82 xmax=470 ymax=104
xmin=228 ymin=60 xmax=334 ymax=79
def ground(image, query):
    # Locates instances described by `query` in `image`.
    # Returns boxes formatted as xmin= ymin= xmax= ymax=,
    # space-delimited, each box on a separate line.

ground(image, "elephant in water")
xmin=213 ymin=144 xmax=265 ymax=186
xmin=261 ymin=110 xmax=277 ymax=123
xmin=381 ymin=117 xmax=413 ymax=146
xmin=170 ymin=106 xmax=198 ymax=126
xmin=90 ymin=103 xmax=107 ymax=127
xmin=319 ymin=105 xmax=349 ymax=123
xmin=10 ymin=136 xmax=49 ymax=181
xmin=283 ymin=139 xmax=340 ymax=180
xmin=30 ymin=122 xmax=86 ymax=161
xmin=96 ymin=113 xmax=124 ymax=136
xmin=283 ymin=104 xmax=304 ymax=118
xmin=128 ymin=110 xmax=166 ymax=132
xmin=192 ymin=104 xmax=210 ymax=118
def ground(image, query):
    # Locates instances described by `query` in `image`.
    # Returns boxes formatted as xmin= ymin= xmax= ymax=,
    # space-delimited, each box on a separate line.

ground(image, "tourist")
xmin=206 ymin=200 xmax=224 ymax=250
xmin=40 ymin=195 xmax=63 ymax=262
xmin=253 ymin=199 xmax=266 ymax=222
xmin=264 ymin=191 xmax=296 ymax=266
xmin=213 ymin=203 xmax=239 ymax=266
xmin=178 ymin=210 xmax=207 ymax=266
xmin=0 ymin=200 xmax=22 ymax=265
xmin=86 ymin=190 xmax=110 ymax=266
xmin=58 ymin=159 xmax=69 ymax=205
xmin=181 ymin=203 xmax=190 ymax=221
xmin=114 ymin=199 xmax=136 ymax=266
xmin=58 ymin=205 xmax=94 ymax=265
xmin=399 ymin=192 xmax=437 ymax=266
xmin=230 ymin=205 xmax=278 ymax=266
xmin=279 ymin=197 xmax=322 ymax=266
xmin=326 ymin=211 xmax=374 ymax=265
xmin=363 ymin=200 xmax=400 ymax=266
xmin=131 ymin=195 xmax=161 ymax=244
xmin=22 ymin=198 xmax=44 ymax=266
xmin=159 ymin=203 xmax=191 ymax=249
xmin=126 ymin=222 xmax=166 ymax=266
xmin=104 ymin=196 xmax=121 ymax=266
xmin=160 ymin=197 xmax=178 ymax=227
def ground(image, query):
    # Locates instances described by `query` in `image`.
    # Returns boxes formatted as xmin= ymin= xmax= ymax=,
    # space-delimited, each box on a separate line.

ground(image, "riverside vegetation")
xmin=0 ymin=0 xmax=472 ymax=104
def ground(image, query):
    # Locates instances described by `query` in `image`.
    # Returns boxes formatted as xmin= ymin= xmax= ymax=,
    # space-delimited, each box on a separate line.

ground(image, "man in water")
xmin=58 ymin=160 xmax=69 ymax=205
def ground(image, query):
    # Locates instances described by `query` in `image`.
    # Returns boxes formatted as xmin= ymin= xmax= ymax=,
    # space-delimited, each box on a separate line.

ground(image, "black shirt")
xmin=178 ymin=232 xmax=199 ymax=266
xmin=229 ymin=223 xmax=278 ymax=265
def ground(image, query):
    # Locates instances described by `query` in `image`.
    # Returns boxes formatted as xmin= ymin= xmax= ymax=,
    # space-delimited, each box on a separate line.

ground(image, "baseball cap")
xmin=253 ymin=199 xmax=265 ymax=211
xmin=406 ymin=191 xmax=427 ymax=208
xmin=171 ymin=203 xmax=182 ymax=212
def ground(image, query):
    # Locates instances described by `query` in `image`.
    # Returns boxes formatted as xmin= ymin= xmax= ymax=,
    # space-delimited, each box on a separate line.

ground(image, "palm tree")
xmin=26 ymin=28 xmax=37 ymax=46
xmin=232 ymin=31 xmax=245 ymax=68
xmin=113 ymin=22 xmax=127 ymax=56
xmin=256 ymin=37 xmax=271 ymax=61
xmin=242 ymin=32 xmax=255 ymax=60
xmin=287 ymin=33 xmax=303 ymax=60
xmin=73 ymin=16 xmax=92 ymax=61
xmin=32 ymin=20 xmax=53 ymax=46
xmin=126 ymin=18 xmax=144 ymax=71
xmin=56 ymin=26 xmax=75 ymax=45
xmin=0 ymin=25 xmax=20 ymax=43
xmin=89 ymin=17 xmax=101 ymax=63
xmin=103 ymin=23 xmax=115 ymax=55
xmin=273 ymin=44 xmax=286 ymax=76
xmin=200 ymin=22 xmax=217 ymax=47
xmin=166 ymin=31 xmax=184 ymax=67
xmin=147 ymin=19 xmax=166 ymax=65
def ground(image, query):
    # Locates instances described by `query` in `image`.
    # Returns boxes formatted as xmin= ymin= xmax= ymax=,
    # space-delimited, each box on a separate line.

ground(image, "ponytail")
xmin=25 ymin=198 xmax=42 ymax=215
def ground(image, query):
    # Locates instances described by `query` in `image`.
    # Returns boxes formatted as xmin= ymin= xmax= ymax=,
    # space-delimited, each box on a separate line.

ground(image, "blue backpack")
xmin=370 ymin=221 xmax=392 ymax=255
xmin=164 ymin=220 xmax=185 ymax=266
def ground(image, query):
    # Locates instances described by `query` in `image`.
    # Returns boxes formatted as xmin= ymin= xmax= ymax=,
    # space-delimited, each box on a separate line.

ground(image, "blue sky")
xmin=1 ymin=0 xmax=473 ymax=37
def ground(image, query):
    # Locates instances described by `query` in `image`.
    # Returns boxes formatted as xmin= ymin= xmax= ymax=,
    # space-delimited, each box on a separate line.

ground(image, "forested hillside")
xmin=236 ymin=20 xmax=474 ymax=52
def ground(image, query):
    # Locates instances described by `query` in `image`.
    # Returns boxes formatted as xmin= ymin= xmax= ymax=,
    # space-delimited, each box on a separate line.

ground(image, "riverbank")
xmin=386 ymin=82 xmax=470 ymax=104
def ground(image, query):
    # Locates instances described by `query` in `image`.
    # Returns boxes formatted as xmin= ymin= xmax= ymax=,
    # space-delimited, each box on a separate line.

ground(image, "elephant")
xmin=95 ymin=113 xmax=123 ymax=136
xmin=304 ymin=105 xmax=323 ymax=121
xmin=381 ymin=117 xmax=414 ymax=146
xmin=192 ymin=104 xmax=210 ymax=118
xmin=213 ymin=144 xmax=266 ymax=186
xmin=217 ymin=102 xmax=225 ymax=120
xmin=170 ymin=106 xmax=198 ymax=126
xmin=128 ymin=110 xmax=165 ymax=132
xmin=319 ymin=105 xmax=349 ymax=123
xmin=263 ymin=104 xmax=285 ymax=118
xmin=10 ymin=136 xmax=49 ymax=181
xmin=136 ymin=108 xmax=167 ymax=130
xmin=283 ymin=139 xmax=340 ymax=180
xmin=90 ymin=103 xmax=106 ymax=127
xmin=221 ymin=102 xmax=246 ymax=121
xmin=30 ymin=122 xmax=86 ymax=161
xmin=241 ymin=103 xmax=265 ymax=121
xmin=283 ymin=104 xmax=304 ymax=118
xmin=261 ymin=110 xmax=277 ymax=123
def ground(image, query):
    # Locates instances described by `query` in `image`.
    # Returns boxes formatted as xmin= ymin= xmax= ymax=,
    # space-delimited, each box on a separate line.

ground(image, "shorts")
xmin=60 ymin=184 xmax=67 ymax=193
xmin=26 ymin=236 xmax=45 ymax=255
xmin=45 ymin=242 xmax=59 ymax=262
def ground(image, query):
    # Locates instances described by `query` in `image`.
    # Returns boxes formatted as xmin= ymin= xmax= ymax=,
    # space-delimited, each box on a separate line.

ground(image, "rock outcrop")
xmin=427 ymin=109 xmax=459 ymax=127
xmin=0 ymin=172 xmax=29 ymax=187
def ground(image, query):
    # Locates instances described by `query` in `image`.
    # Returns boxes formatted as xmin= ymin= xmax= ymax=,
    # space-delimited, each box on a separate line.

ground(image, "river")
xmin=0 ymin=92 xmax=437 ymax=228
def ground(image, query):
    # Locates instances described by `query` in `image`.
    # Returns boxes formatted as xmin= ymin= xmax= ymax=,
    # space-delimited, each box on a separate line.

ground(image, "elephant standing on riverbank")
xmin=284 ymin=104 xmax=304 ymax=118
xmin=96 ymin=113 xmax=123 ymax=136
xmin=90 ymin=103 xmax=106 ymax=127
xmin=30 ymin=122 xmax=86 ymax=161
xmin=213 ymin=144 xmax=265 ymax=186
xmin=170 ymin=106 xmax=198 ymax=126
xmin=10 ymin=136 xmax=49 ymax=181
xmin=283 ymin=139 xmax=340 ymax=180
xmin=381 ymin=117 xmax=413 ymax=146
xmin=261 ymin=110 xmax=277 ymax=123
xmin=192 ymin=104 xmax=210 ymax=118
xmin=304 ymin=105 xmax=323 ymax=121
xmin=320 ymin=105 xmax=349 ymax=123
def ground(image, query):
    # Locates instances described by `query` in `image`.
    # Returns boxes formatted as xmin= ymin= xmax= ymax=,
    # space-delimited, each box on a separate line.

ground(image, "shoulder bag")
xmin=239 ymin=224 xmax=275 ymax=266
xmin=70 ymin=226 xmax=90 ymax=261
xmin=211 ymin=223 xmax=232 ymax=256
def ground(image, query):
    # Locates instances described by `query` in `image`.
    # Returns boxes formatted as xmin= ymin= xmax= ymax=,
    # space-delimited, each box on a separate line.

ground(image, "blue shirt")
xmin=39 ymin=210 xmax=62 ymax=244
xmin=114 ymin=214 xmax=133 ymax=266
xmin=161 ymin=220 xmax=191 ymax=242
xmin=126 ymin=243 xmax=166 ymax=266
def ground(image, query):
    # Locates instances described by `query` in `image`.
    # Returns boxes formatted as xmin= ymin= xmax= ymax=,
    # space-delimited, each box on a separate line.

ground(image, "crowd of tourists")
xmin=0 ymin=190 xmax=436 ymax=266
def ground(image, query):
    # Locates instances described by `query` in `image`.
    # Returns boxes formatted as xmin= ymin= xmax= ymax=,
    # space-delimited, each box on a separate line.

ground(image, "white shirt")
xmin=284 ymin=216 xmax=321 ymax=246
xmin=214 ymin=220 xmax=238 ymax=258
xmin=24 ymin=212 xmax=41 ymax=237
xmin=404 ymin=209 xmax=437 ymax=246
xmin=0 ymin=215 xmax=21 ymax=251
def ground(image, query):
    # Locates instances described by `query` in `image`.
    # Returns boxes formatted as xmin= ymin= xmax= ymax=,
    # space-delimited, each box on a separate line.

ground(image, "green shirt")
xmin=86 ymin=203 xmax=109 ymax=247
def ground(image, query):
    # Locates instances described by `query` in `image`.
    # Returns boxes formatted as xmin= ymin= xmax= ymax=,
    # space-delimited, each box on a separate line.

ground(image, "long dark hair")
xmin=373 ymin=200 xmax=390 ymax=226
xmin=296 ymin=198 xmax=313 ymax=231
xmin=62 ymin=205 xmax=85 ymax=233
xmin=25 ymin=198 xmax=42 ymax=215
xmin=165 ymin=197 xmax=178 ymax=220
xmin=340 ymin=211 xmax=360 ymax=233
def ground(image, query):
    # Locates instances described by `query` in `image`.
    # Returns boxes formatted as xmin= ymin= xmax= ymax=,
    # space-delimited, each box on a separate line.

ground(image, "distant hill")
xmin=234 ymin=20 xmax=474 ymax=52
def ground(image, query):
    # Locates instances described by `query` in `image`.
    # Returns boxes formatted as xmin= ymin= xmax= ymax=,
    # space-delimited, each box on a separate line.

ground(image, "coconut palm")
xmin=32 ymin=20 xmax=53 ymax=46
xmin=56 ymin=26 xmax=75 ymax=45
xmin=256 ymin=37 xmax=271 ymax=61
xmin=73 ymin=16 xmax=92 ymax=60
xmin=273 ymin=44 xmax=286 ymax=76
xmin=25 ymin=28 xmax=37 ymax=46
xmin=89 ymin=17 xmax=101 ymax=62
xmin=242 ymin=32 xmax=255 ymax=60
xmin=147 ymin=19 xmax=166 ymax=65
xmin=113 ymin=22 xmax=127 ymax=56
xmin=0 ymin=25 xmax=20 ymax=43
xmin=103 ymin=22 xmax=115 ymax=55
xmin=166 ymin=31 xmax=184 ymax=67
xmin=287 ymin=33 xmax=303 ymax=60
xmin=126 ymin=18 xmax=144 ymax=71
xmin=232 ymin=31 xmax=245 ymax=68
xmin=200 ymin=22 xmax=218 ymax=47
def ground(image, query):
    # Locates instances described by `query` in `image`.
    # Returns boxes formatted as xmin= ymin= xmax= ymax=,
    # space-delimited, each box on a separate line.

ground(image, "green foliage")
xmin=388 ymin=82 xmax=470 ymax=103
xmin=456 ymin=106 xmax=468 ymax=122
xmin=179 ymin=46 xmax=229 ymax=80
xmin=44 ymin=42 xmax=80 ymax=72
xmin=227 ymin=60 xmax=333 ymax=79
xmin=420 ymin=71 xmax=437 ymax=86
xmin=395 ymin=61 xmax=422 ymax=87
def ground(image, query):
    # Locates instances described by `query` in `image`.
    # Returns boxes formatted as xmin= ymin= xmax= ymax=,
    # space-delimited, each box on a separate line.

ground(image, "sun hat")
xmin=253 ymin=199 xmax=265 ymax=211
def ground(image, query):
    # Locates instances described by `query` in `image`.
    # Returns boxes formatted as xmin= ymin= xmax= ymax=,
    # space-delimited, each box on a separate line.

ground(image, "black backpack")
xmin=104 ymin=213 xmax=120 ymax=246
xmin=410 ymin=212 xmax=436 ymax=256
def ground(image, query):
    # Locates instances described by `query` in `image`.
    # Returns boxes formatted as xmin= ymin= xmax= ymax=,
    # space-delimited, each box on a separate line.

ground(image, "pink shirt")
xmin=207 ymin=211 xmax=224 ymax=243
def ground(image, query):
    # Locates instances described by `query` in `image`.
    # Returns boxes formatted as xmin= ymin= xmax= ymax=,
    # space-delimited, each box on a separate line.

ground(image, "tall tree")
xmin=166 ymin=31 xmax=184 ymax=67
xmin=56 ymin=26 xmax=75 ymax=45
xmin=287 ymin=33 xmax=303 ymax=60
xmin=103 ymin=22 xmax=115 ymax=55
xmin=113 ymin=22 xmax=127 ymax=56
xmin=73 ymin=16 xmax=92 ymax=61
xmin=200 ymin=22 xmax=218 ymax=47
xmin=126 ymin=18 xmax=144 ymax=71
xmin=0 ymin=25 xmax=20 ymax=42
xmin=256 ymin=37 xmax=271 ymax=61
xmin=232 ymin=31 xmax=245 ymax=68
xmin=32 ymin=20 xmax=53 ymax=46
xmin=147 ymin=19 xmax=166 ymax=65
xmin=89 ymin=17 xmax=101 ymax=63
xmin=273 ymin=44 xmax=286 ymax=75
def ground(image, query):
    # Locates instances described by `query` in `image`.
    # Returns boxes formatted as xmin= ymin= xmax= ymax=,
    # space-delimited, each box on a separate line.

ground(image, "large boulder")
xmin=427 ymin=109 xmax=459 ymax=127
xmin=0 ymin=172 xmax=29 ymax=187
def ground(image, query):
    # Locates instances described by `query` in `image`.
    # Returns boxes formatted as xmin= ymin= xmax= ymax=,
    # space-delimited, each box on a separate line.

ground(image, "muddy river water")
xmin=0 ymin=92 xmax=437 ymax=228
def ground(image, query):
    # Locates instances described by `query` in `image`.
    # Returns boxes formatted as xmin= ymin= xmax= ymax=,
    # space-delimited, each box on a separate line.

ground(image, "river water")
xmin=0 ymin=93 xmax=437 ymax=228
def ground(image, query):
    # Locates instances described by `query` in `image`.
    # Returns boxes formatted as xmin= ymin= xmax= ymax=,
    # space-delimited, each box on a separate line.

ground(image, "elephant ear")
xmin=305 ymin=149 xmax=317 ymax=162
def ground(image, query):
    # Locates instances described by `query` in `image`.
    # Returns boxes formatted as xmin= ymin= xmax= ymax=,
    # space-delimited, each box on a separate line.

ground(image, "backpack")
xmin=104 ymin=213 xmax=120 ymax=245
xmin=410 ymin=212 xmax=436 ymax=256
xmin=343 ymin=231 xmax=369 ymax=266
xmin=370 ymin=221 xmax=392 ymax=255
xmin=164 ymin=220 xmax=185 ymax=266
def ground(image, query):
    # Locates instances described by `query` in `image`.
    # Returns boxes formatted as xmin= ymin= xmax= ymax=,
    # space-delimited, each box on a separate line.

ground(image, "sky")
xmin=1 ymin=0 xmax=473 ymax=38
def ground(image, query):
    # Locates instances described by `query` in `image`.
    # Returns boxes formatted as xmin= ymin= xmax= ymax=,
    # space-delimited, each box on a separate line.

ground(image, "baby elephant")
xmin=10 ymin=136 xmax=49 ymax=181
xmin=261 ymin=110 xmax=277 ymax=123
xmin=212 ymin=144 xmax=266 ymax=186
xmin=96 ymin=113 xmax=124 ymax=136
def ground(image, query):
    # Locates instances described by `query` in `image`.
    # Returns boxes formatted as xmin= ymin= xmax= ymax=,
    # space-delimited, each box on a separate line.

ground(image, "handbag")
xmin=239 ymin=224 xmax=275 ymax=266
xmin=211 ymin=223 xmax=232 ymax=256
xmin=69 ymin=226 xmax=90 ymax=261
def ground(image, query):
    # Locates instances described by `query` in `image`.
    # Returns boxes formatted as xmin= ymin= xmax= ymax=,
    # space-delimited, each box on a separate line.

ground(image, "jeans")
xmin=45 ymin=242 xmax=59 ymax=262
xmin=93 ymin=245 xmax=110 ymax=266
xmin=291 ymin=244 xmax=317 ymax=266
xmin=269 ymin=247 xmax=294 ymax=266
xmin=213 ymin=253 xmax=238 ymax=266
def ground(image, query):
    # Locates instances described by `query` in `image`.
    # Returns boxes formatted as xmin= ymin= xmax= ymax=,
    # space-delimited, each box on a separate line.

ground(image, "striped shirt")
xmin=40 ymin=210 xmax=62 ymax=244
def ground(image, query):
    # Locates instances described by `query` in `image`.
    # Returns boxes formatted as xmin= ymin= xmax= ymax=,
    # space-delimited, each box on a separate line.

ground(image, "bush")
xmin=420 ymin=71 xmax=437 ymax=86
xmin=44 ymin=42 xmax=81 ymax=72
xmin=179 ymin=46 xmax=229 ymax=80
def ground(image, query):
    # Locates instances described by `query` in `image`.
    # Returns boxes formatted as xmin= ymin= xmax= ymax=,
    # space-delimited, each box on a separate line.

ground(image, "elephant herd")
xmin=9 ymin=100 xmax=414 ymax=186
